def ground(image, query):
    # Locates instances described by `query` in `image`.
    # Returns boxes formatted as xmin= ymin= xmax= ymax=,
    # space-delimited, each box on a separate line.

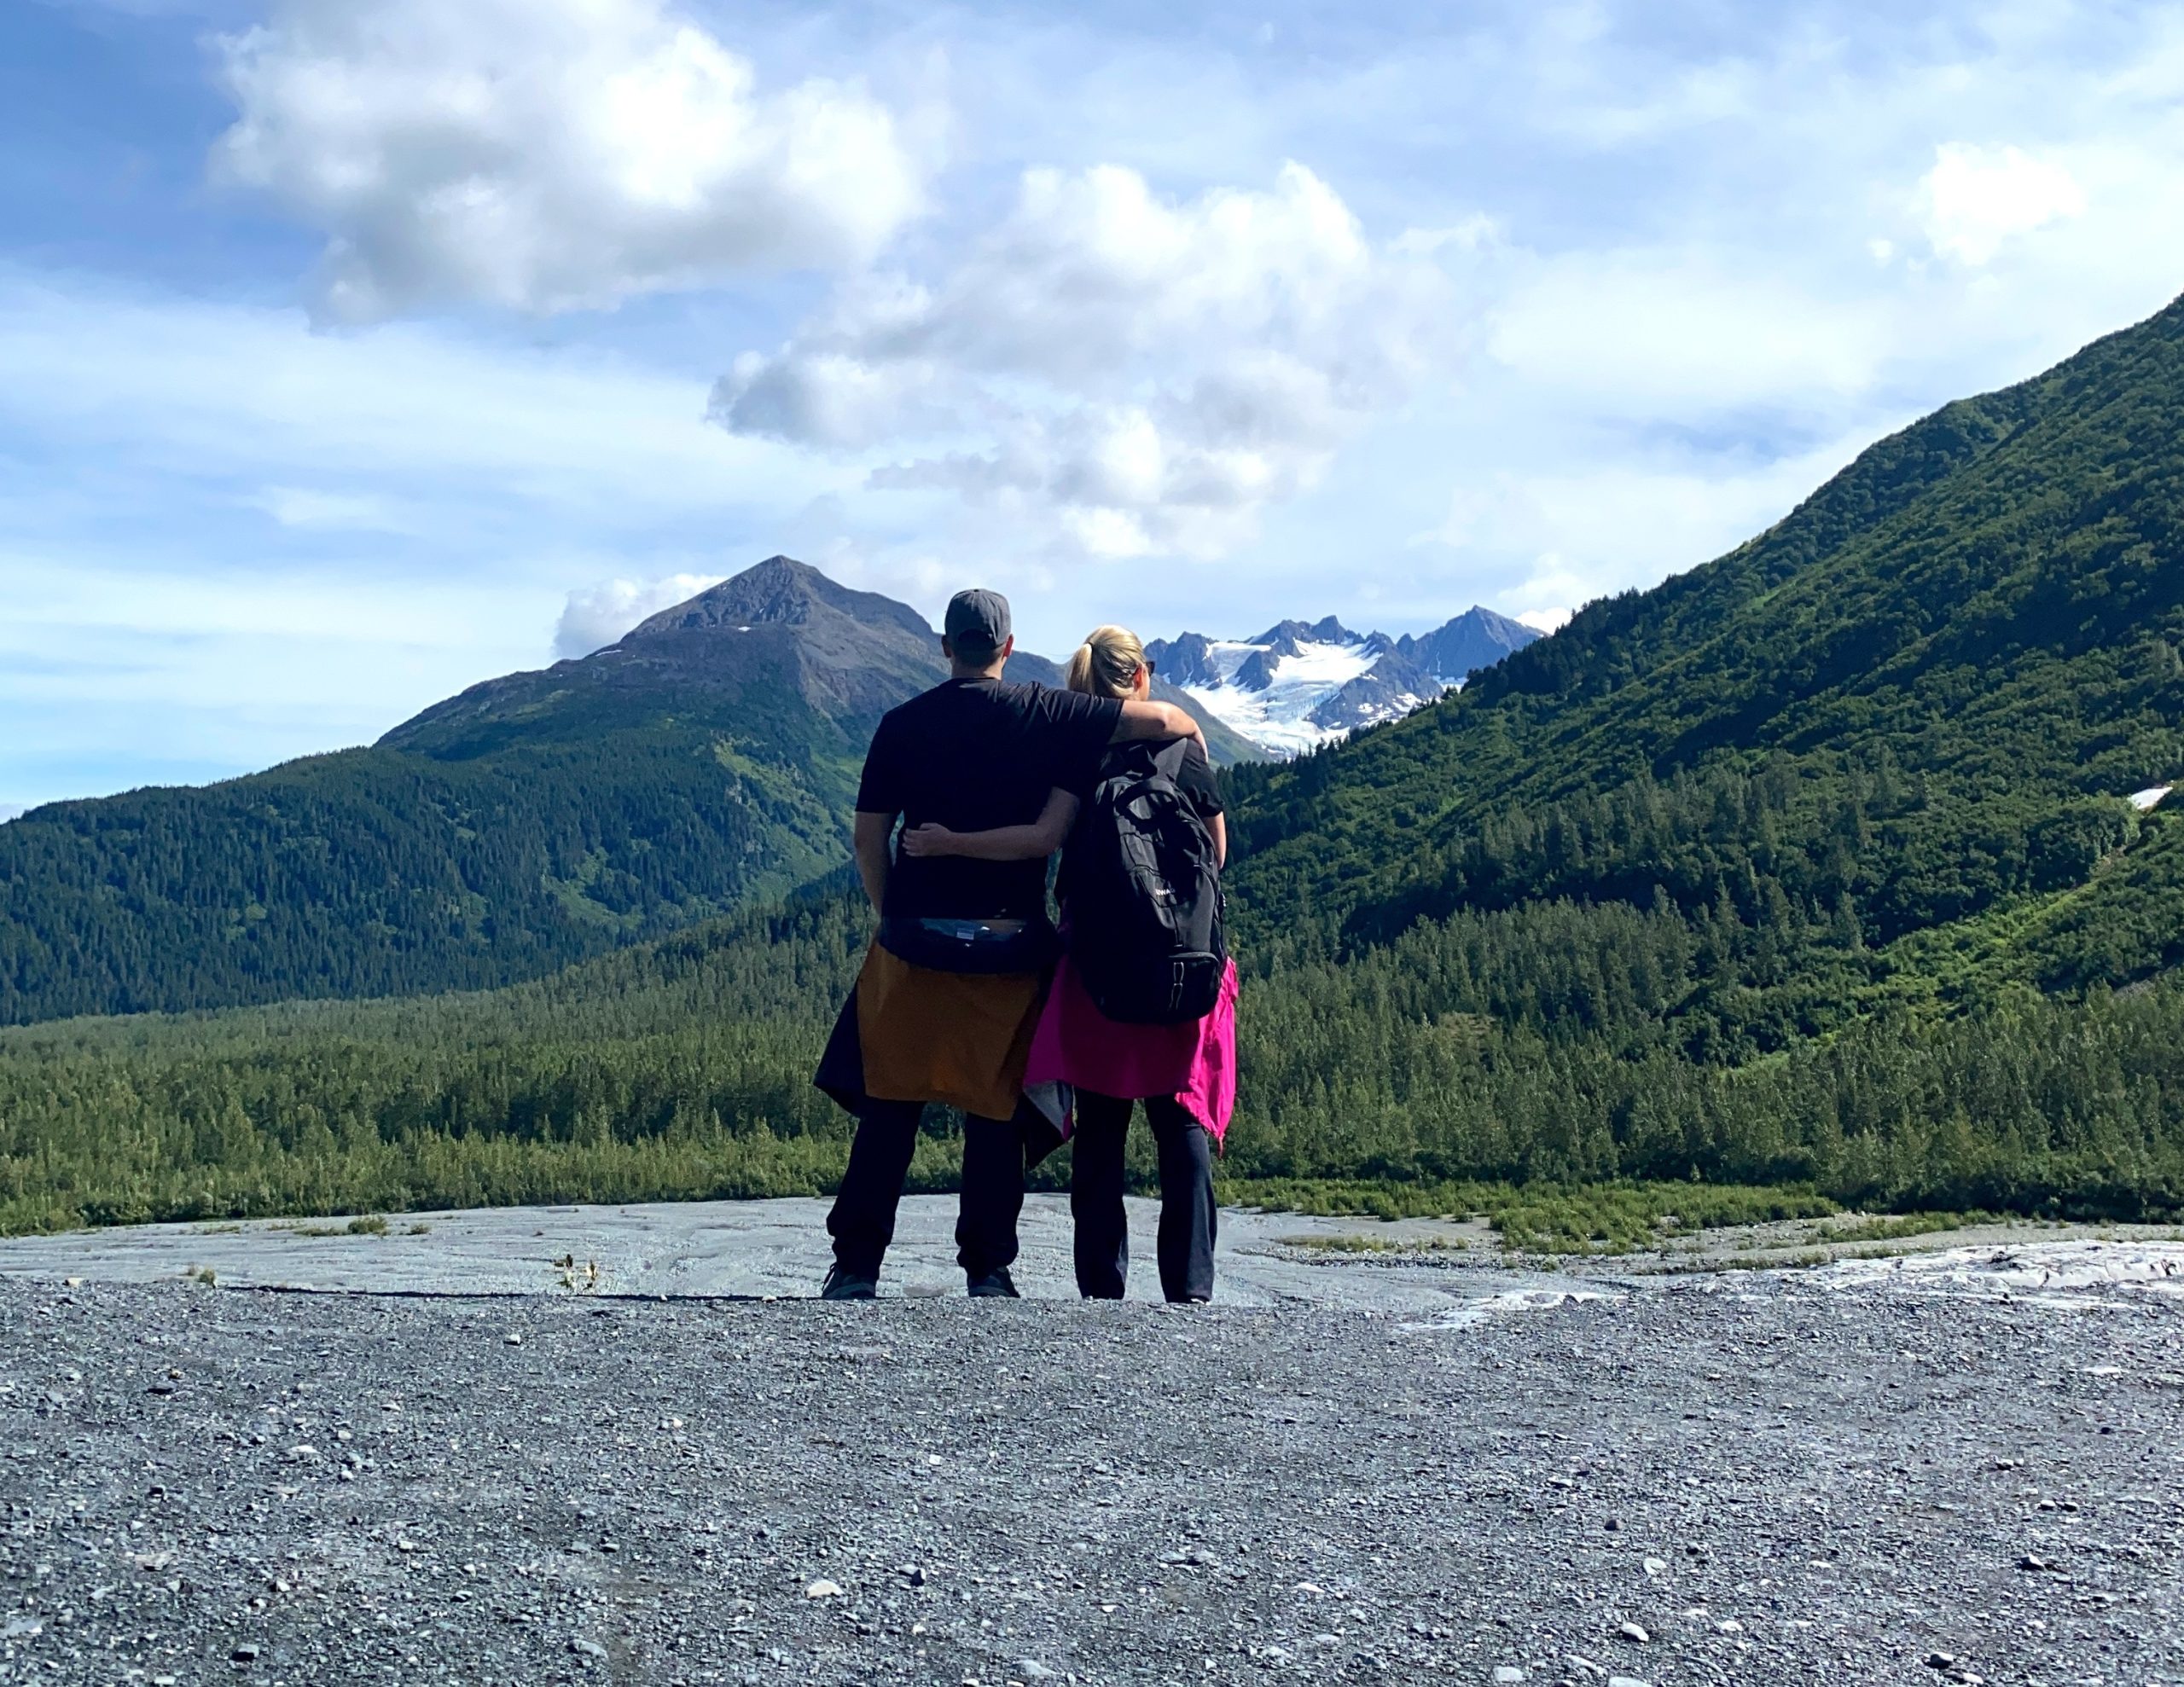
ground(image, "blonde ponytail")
xmin=1066 ymin=624 xmax=1147 ymax=699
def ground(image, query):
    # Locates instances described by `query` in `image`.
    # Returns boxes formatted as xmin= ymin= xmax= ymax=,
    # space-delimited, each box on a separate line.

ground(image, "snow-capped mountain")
xmin=1145 ymin=606 xmax=1541 ymax=757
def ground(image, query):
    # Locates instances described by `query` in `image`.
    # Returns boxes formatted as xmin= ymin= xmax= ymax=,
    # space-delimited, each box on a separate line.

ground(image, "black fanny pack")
xmin=877 ymin=916 xmax=1059 ymax=977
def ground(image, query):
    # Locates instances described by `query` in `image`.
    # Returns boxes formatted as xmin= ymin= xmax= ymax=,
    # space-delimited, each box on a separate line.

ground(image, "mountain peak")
xmin=1247 ymin=616 xmax=1356 ymax=654
xmin=1395 ymin=606 xmax=1542 ymax=685
xmin=624 ymin=556 xmax=932 ymax=644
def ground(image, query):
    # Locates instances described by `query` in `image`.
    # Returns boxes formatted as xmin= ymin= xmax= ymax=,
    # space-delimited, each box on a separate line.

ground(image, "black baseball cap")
xmin=944 ymin=588 xmax=1011 ymax=657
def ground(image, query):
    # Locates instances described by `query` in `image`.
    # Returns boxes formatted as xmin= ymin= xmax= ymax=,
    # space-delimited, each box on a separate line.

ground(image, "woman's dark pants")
xmin=1071 ymin=1092 xmax=1216 ymax=1301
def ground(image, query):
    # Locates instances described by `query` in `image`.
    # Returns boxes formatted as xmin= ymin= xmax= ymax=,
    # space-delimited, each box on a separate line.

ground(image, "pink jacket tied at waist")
xmin=1023 ymin=955 xmax=1240 ymax=1145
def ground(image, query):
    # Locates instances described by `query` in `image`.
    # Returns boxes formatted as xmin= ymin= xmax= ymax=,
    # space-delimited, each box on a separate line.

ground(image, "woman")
xmin=900 ymin=625 xmax=1238 ymax=1302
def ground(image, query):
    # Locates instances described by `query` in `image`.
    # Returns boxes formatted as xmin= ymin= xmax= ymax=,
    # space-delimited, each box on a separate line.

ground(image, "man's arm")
xmin=853 ymin=810 xmax=897 ymax=915
xmin=1110 ymin=698 xmax=1205 ymax=748
xmin=900 ymin=789 xmax=1079 ymax=861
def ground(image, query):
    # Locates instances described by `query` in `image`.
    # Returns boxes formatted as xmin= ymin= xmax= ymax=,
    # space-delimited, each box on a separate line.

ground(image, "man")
xmin=814 ymin=588 xmax=1205 ymax=1299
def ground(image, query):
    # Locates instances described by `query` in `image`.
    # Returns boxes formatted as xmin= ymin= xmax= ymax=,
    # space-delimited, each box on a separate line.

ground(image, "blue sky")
xmin=7 ymin=0 xmax=2184 ymax=815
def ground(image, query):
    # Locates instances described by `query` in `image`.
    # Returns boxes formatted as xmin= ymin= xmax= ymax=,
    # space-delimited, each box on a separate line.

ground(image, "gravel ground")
xmin=3 ymin=1244 xmax=2181 ymax=1687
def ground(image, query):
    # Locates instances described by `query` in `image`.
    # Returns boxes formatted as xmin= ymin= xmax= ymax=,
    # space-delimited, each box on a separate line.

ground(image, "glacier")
xmin=1144 ymin=607 xmax=1542 ymax=759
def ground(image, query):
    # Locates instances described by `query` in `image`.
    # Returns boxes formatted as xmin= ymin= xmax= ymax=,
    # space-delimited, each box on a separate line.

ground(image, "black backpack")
xmin=1067 ymin=739 xmax=1227 ymax=1024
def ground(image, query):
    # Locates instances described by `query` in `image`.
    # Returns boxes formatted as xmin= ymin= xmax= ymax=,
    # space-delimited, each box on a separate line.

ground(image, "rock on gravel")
xmin=1 ymin=1257 xmax=2181 ymax=1684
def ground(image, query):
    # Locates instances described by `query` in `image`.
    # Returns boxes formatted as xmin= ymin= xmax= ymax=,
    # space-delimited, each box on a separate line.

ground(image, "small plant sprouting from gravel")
xmin=183 ymin=1264 xmax=216 ymax=1286
xmin=405 ymin=1222 xmax=432 ymax=1235
xmin=279 ymin=1215 xmax=391 ymax=1238
xmin=551 ymin=1253 xmax=603 ymax=1292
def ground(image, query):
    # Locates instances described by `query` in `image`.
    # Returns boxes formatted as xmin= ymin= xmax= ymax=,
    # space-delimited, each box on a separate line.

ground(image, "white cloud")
xmin=247 ymin=486 xmax=411 ymax=532
xmin=1390 ymin=215 xmax=1502 ymax=257
xmin=710 ymin=161 xmax=1459 ymax=559
xmin=0 ymin=546 xmax=541 ymax=789
xmin=1487 ymin=256 xmax=1889 ymax=415
xmin=1542 ymin=55 xmax=1762 ymax=149
xmin=1514 ymin=606 xmax=1571 ymax=634
xmin=0 ymin=270 xmax=842 ymax=527
xmin=213 ymin=0 xmax=931 ymax=322
xmin=554 ymin=573 xmax=720 ymax=658
xmin=1917 ymin=142 xmax=2088 ymax=265
xmin=0 ymin=549 xmax=520 ymax=651
xmin=1416 ymin=429 xmax=1891 ymax=627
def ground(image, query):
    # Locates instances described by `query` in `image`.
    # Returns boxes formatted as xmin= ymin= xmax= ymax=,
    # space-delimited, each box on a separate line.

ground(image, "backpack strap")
xmin=1151 ymin=736 xmax=1194 ymax=782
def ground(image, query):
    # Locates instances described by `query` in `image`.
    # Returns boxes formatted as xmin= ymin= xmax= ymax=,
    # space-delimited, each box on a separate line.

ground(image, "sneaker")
xmin=819 ymin=1265 xmax=878 ymax=1301
xmin=965 ymin=1267 xmax=1020 ymax=1299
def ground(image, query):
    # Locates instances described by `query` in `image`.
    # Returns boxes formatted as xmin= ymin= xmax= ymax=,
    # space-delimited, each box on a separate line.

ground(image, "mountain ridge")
xmin=1145 ymin=603 xmax=1542 ymax=753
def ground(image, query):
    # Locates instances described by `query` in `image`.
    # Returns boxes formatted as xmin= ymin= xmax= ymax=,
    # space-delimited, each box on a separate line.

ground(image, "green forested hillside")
xmin=8 ymin=297 xmax=2184 ymax=1235
xmin=1228 ymin=290 xmax=2184 ymax=1047
xmin=0 ymin=627 xmax=868 ymax=1025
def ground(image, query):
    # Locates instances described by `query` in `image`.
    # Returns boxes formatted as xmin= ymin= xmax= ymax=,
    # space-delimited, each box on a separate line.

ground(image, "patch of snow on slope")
xmin=2129 ymin=785 xmax=2171 ymax=812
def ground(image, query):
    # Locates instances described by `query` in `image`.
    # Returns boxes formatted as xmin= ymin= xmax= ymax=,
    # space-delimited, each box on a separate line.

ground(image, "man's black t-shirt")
xmin=857 ymin=678 xmax=1124 ymax=919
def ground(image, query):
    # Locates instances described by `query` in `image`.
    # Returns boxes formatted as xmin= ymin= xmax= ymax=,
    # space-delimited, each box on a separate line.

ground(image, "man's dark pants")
xmin=828 ymin=1099 xmax=1025 ymax=1280
xmin=1070 ymin=1092 xmax=1217 ymax=1301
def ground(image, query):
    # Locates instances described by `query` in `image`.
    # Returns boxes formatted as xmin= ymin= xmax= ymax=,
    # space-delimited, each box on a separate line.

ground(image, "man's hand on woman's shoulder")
xmin=1112 ymin=698 xmax=1206 ymax=751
